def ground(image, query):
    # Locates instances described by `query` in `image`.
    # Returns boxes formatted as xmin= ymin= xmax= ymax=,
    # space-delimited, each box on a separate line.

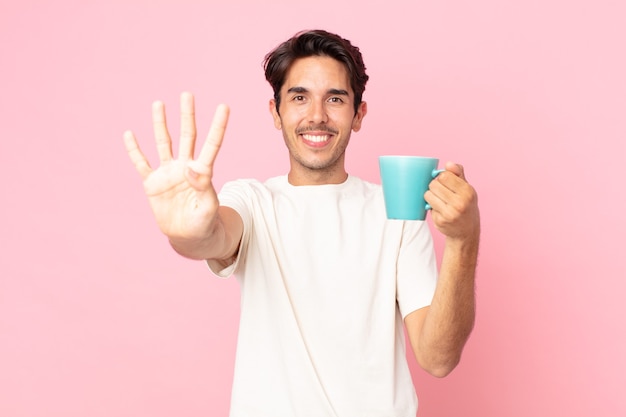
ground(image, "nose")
xmin=308 ymin=100 xmax=328 ymax=124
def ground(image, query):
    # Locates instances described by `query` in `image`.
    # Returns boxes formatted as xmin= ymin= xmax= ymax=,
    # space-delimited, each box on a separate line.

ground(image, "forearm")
xmin=410 ymin=236 xmax=478 ymax=376
xmin=169 ymin=206 xmax=242 ymax=262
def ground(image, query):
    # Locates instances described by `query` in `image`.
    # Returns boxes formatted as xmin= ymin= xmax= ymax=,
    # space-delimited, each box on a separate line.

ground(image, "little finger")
xmin=123 ymin=130 xmax=152 ymax=179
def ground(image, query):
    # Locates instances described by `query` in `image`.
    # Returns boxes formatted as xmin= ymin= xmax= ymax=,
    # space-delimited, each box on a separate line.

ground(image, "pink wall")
xmin=1 ymin=1 xmax=624 ymax=416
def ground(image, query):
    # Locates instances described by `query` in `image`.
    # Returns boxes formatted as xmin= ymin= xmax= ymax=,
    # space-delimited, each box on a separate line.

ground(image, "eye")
xmin=328 ymin=96 xmax=344 ymax=103
xmin=293 ymin=95 xmax=306 ymax=101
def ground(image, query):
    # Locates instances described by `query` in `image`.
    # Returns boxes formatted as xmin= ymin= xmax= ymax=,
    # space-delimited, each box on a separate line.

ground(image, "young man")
xmin=124 ymin=30 xmax=480 ymax=417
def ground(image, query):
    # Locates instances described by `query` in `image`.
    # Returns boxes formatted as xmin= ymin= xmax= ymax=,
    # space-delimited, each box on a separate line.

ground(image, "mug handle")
xmin=432 ymin=169 xmax=445 ymax=178
xmin=425 ymin=169 xmax=446 ymax=211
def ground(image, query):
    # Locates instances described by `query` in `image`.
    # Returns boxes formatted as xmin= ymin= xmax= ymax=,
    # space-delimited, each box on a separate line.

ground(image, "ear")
xmin=269 ymin=99 xmax=282 ymax=129
xmin=351 ymin=101 xmax=367 ymax=132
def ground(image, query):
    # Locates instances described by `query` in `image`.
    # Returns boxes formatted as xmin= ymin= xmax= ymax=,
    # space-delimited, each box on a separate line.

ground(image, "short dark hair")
xmin=263 ymin=29 xmax=369 ymax=114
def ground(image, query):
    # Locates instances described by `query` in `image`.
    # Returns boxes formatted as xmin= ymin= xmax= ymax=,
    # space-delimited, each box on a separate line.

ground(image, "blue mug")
xmin=379 ymin=156 xmax=444 ymax=220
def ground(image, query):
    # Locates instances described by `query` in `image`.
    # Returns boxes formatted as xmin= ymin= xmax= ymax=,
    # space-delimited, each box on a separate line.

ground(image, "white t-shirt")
xmin=209 ymin=175 xmax=438 ymax=417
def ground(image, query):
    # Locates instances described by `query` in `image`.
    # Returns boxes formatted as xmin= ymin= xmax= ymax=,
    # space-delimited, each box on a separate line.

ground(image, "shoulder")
xmin=352 ymin=175 xmax=380 ymax=190
xmin=344 ymin=175 xmax=383 ymax=200
xmin=218 ymin=176 xmax=287 ymax=204
xmin=220 ymin=176 xmax=285 ymax=192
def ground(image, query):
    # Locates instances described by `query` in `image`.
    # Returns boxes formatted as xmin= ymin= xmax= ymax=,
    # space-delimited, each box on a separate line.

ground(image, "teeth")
xmin=303 ymin=134 xmax=330 ymax=143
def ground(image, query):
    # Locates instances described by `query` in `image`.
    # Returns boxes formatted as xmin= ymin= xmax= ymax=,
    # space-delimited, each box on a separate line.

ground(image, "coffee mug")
xmin=379 ymin=156 xmax=444 ymax=220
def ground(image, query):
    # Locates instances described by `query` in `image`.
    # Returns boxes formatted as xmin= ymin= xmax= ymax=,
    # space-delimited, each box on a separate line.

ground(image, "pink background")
xmin=1 ymin=0 xmax=625 ymax=416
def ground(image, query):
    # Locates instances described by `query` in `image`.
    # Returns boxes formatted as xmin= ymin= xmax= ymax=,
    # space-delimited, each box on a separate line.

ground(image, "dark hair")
xmin=264 ymin=29 xmax=369 ymax=114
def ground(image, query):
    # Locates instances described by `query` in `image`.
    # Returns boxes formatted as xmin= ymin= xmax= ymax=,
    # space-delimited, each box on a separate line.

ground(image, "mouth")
xmin=302 ymin=133 xmax=331 ymax=144
xmin=298 ymin=127 xmax=338 ymax=147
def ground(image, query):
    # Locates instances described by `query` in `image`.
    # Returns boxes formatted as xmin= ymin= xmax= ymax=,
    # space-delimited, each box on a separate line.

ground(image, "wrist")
xmin=444 ymin=233 xmax=480 ymax=264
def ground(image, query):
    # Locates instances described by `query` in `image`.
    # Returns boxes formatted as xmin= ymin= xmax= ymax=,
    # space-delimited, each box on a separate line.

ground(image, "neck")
xmin=287 ymin=168 xmax=348 ymax=186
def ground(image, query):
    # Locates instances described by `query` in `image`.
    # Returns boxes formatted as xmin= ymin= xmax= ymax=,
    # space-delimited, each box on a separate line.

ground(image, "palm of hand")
xmin=143 ymin=159 xmax=218 ymax=240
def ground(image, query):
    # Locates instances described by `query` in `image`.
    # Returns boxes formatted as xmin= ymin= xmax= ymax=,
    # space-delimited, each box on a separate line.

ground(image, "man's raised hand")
xmin=123 ymin=92 xmax=230 ymax=242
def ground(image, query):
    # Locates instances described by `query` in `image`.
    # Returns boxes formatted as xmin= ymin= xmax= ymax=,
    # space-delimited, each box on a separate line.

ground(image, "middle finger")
xmin=178 ymin=91 xmax=197 ymax=160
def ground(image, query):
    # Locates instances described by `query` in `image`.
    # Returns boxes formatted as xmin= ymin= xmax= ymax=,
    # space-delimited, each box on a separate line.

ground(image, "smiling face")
xmin=270 ymin=55 xmax=367 ymax=185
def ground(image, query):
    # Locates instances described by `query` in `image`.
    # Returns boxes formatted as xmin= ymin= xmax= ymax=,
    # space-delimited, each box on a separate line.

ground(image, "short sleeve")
xmin=395 ymin=220 xmax=438 ymax=318
xmin=206 ymin=180 xmax=254 ymax=278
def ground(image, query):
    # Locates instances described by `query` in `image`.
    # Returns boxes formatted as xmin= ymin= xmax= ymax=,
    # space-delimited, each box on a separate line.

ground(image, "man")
xmin=124 ymin=30 xmax=479 ymax=417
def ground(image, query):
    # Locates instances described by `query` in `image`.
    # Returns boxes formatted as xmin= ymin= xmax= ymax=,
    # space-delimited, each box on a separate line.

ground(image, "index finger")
xmin=196 ymin=104 xmax=230 ymax=167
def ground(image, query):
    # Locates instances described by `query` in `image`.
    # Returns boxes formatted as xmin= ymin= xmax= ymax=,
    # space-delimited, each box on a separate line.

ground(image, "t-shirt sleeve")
xmin=206 ymin=180 xmax=253 ymax=278
xmin=395 ymin=220 xmax=438 ymax=318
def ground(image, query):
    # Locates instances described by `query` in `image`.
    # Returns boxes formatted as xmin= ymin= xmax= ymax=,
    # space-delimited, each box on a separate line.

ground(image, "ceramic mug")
xmin=379 ymin=155 xmax=444 ymax=220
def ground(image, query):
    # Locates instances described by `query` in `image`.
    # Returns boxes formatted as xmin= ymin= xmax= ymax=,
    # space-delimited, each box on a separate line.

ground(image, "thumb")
xmin=444 ymin=161 xmax=466 ymax=180
xmin=185 ymin=160 xmax=213 ymax=191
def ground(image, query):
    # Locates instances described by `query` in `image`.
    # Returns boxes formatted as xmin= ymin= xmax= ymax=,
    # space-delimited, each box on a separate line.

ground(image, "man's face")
xmin=270 ymin=55 xmax=367 ymax=185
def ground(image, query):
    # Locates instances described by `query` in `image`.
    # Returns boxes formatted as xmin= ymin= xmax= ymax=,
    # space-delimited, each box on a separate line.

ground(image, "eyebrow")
xmin=328 ymin=88 xmax=349 ymax=96
xmin=286 ymin=86 xmax=350 ymax=96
